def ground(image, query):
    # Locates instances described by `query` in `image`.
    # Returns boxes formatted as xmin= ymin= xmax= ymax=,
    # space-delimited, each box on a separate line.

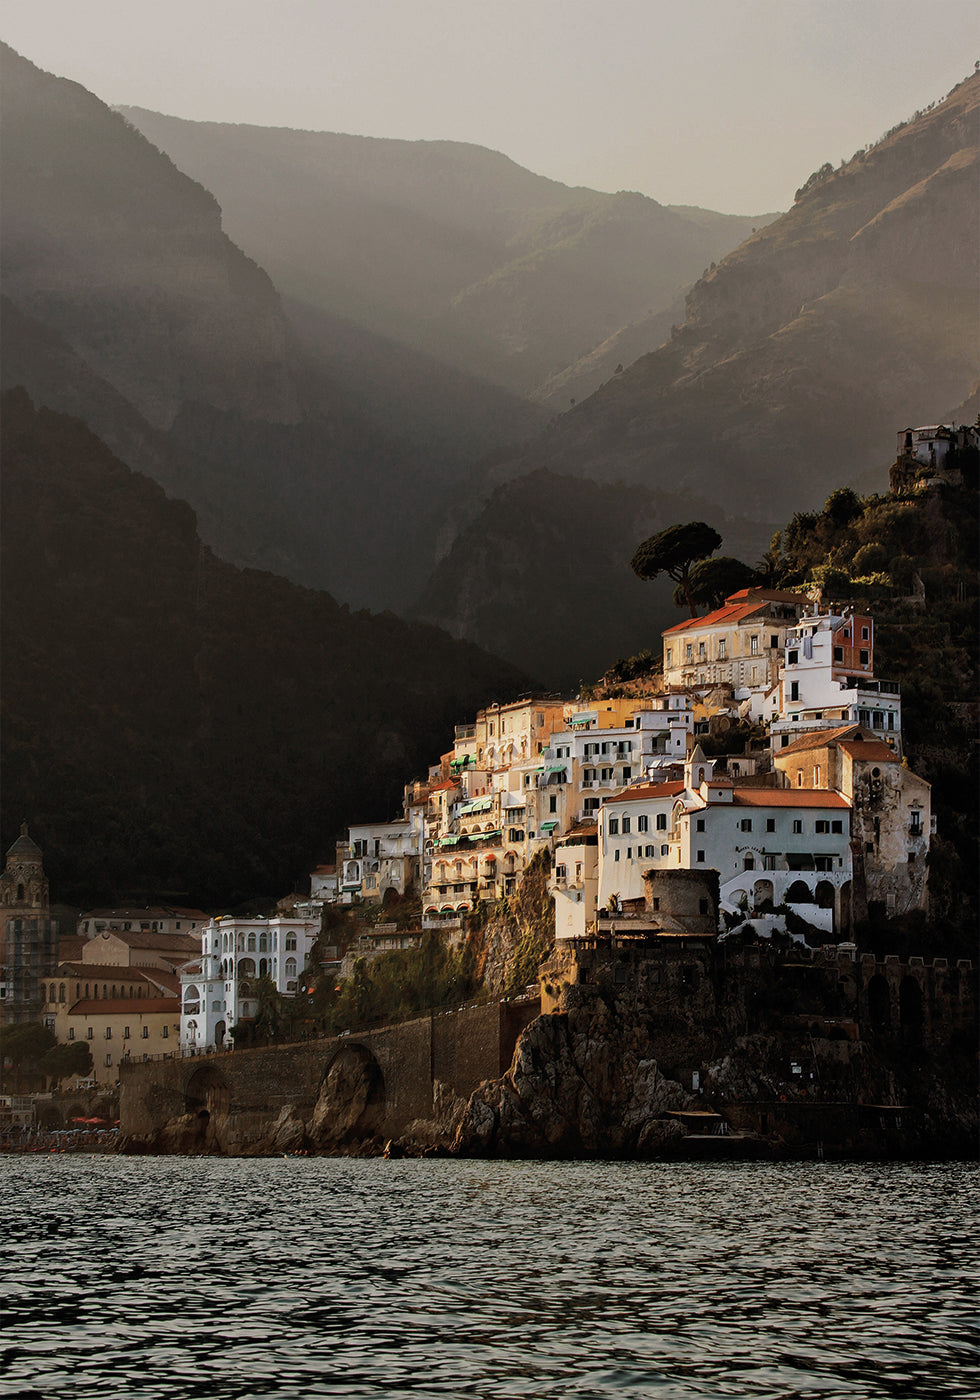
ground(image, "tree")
xmin=631 ymin=522 xmax=722 ymax=616
xmin=674 ymin=556 xmax=759 ymax=610
xmin=0 ymin=1022 xmax=57 ymax=1090
xmin=41 ymin=1040 xmax=93 ymax=1087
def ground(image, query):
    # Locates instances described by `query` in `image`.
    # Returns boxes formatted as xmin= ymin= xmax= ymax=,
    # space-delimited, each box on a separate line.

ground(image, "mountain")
xmin=413 ymin=471 xmax=773 ymax=687
xmin=0 ymin=44 xmax=540 ymax=611
xmin=0 ymin=390 xmax=530 ymax=906
xmin=413 ymin=74 xmax=980 ymax=676
xmin=475 ymin=73 xmax=979 ymax=524
xmin=115 ymin=106 xmax=778 ymax=399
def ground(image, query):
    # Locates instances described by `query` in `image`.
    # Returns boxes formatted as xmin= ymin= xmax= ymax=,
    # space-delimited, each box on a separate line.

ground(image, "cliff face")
xmin=454 ymin=943 xmax=978 ymax=1159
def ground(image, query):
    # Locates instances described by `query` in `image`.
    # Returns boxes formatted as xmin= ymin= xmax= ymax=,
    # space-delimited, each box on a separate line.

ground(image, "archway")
xmin=815 ymin=881 xmax=835 ymax=909
xmin=867 ymin=974 xmax=891 ymax=1035
xmin=184 ymin=1065 xmax=230 ymax=1121
xmin=786 ymin=880 xmax=814 ymax=904
xmin=899 ymin=976 xmax=924 ymax=1046
xmin=312 ymin=1044 xmax=385 ymax=1147
xmin=753 ymin=879 xmax=774 ymax=911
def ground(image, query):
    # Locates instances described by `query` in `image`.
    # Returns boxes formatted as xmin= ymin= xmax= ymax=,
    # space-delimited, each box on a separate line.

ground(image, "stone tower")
xmin=0 ymin=822 xmax=55 ymax=1025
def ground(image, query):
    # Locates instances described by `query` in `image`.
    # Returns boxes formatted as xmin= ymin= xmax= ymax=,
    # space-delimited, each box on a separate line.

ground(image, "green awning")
xmin=568 ymin=712 xmax=597 ymax=725
xmin=547 ymin=765 xmax=568 ymax=774
xmin=440 ymin=836 xmax=460 ymax=847
xmin=540 ymin=820 xmax=559 ymax=831
xmin=459 ymin=797 xmax=493 ymax=815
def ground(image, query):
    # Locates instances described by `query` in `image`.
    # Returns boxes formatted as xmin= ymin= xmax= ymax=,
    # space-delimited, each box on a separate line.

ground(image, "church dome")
xmin=6 ymin=821 xmax=42 ymax=862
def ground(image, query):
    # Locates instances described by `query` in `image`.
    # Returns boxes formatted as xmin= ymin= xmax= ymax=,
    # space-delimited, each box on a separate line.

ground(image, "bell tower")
xmin=0 ymin=822 xmax=55 ymax=1024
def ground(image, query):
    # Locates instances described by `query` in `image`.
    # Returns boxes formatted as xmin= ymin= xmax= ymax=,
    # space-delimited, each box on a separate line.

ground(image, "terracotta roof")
xmin=837 ymin=741 xmax=901 ymax=762
xmin=605 ymin=781 xmax=685 ymax=805
xmin=79 ymin=906 xmax=206 ymax=920
xmin=68 ymin=997 xmax=180 ymax=1015
xmin=428 ymin=781 xmax=458 ymax=793
xmin=732 ymin=790 xmax=850 ymax=809
xmin=663 ymin=600 xmax=766 ymax=636
xmin=85 ymin=930 xmax=201 ymax=951
xmin=775 ymin=725 xmax=865 ymax=755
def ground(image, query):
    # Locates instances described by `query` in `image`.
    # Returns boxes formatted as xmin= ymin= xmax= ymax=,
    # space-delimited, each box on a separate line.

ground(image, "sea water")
xmin=2 ymin=1157 xmax=977 ymax=1399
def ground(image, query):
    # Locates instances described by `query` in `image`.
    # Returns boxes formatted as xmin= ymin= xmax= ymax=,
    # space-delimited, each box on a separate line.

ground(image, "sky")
xmin=2 ymin=0 xmax=977 ymax=213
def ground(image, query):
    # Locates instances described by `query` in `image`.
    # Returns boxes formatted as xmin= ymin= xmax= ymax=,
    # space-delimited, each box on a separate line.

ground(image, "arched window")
xmin=16 ymin=883 xmax=24 ymax=901
xmin=285 ymin=958 xmax=297 ymax=978
xmin=285 ymin=934 xmax=297 ymax=951
xmin=259 ymin=932 xmax=268 ymax=952
xmin=247 ymin=932 xmax=256 ymax=952
xmin=84 ymin=983 xmax=90 ymax=998
xmin=237 ymin=933 xmax=245 ymax=952
xmin=743 ymin=856 xmax=755 ymax=871
xmin=259 ymin=958 xmax=268 ymax=977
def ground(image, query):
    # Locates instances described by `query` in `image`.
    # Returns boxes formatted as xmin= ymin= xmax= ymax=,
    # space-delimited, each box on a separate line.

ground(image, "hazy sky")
xmin=3 ymin=0 xmax=977 ymax=212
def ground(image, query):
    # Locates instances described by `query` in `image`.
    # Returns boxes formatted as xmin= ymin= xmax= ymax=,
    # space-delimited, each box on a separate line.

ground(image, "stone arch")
xmin=899 ymin=976 xmax=924 ymax=1046
xmin=815 ymin=880 xmax=835 ymax=910
xmin=312 ymin=1044 xmax=385 ymax=1147
xmin=184 ymin=1065 xmax=230 ymax=1121
xmin=867 ymin=973 xmax=891 ymax=1035
xmin=753 ymin=879 xmax=774 ymax=911
xmin=786 ymin=879 xmax=814 ymax=904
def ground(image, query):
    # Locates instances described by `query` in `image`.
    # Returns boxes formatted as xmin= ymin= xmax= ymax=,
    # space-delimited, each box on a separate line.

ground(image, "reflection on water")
xmin=2 ymin=1158 xmax=977 ymax=1399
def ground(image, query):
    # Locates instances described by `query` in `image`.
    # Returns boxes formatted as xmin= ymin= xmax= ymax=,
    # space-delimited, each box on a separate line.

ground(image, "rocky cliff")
xmin=454 ymin=941 xmax=978 ymax=1159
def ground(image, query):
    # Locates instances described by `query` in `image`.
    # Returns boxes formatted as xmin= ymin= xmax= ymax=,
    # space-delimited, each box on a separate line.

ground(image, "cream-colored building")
xmin=77 ymin=905 xmax=206 ymax=939
xmin=662 ymin=588 xmax=809 ymax=691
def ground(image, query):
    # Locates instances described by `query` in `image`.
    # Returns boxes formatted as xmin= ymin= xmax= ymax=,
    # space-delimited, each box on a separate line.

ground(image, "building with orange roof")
xmin=774 ymin=727 xmax=931 ymax=917
xmin=662 ymin=588 xmax=809 ymax=693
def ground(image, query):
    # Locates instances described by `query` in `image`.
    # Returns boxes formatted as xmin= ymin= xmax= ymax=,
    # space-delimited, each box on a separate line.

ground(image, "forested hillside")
xmin=0 ymin=391 xmax=529 ymax=906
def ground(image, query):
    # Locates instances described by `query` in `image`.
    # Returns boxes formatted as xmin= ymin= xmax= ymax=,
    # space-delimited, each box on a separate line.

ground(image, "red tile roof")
xmin=68 ymin=997 xmax=180 ymax=1015
xmin=732 ymin=790 xmax=850 ymax=808
xmin=776 ymin=725 xmax=865 ymax=755
xmin=605 ymin=781 xmax=685 ymax=804
xmin=838 ymin=741 xmax=901 ymax=763
xmin=663 ymin=589 xmax=809 ymax=636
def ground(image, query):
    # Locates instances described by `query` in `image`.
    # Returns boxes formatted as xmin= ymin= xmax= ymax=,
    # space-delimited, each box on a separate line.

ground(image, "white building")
xmin=179 ymin=915 xmax=319 ymax=1052
xmin=550 ymin=832 xmax=599 ymax=940
xmin=337 ymin=811 xmax=425 ymax=904
xmin=770 ymin=607 xmax=901 ymax=753
xmin=662 ymin=588 xmax=809 ymax=692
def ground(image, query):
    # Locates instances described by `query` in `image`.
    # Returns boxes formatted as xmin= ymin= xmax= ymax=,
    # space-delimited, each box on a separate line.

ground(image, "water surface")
xmin=3 ymin=1157 xmax=977 ymax=1398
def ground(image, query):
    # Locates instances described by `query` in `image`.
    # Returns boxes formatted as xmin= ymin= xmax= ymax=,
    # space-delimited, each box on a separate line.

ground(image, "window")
xmin=815 ymin=820 xmax=830 ymax=834
xmin=601 ymin=767 xmax=614 ymax=781
xmin=696 ymin=818 xmax=705 ymax=832
xmin=105 ymin=1054 xmax=112 ymax=1067
xmin=87 ymin=1028 xmax=94 ymax=1040
xmin=797 ymin=771 xmax=804 ymax=787
xmin=766 ymin=818 xmax=776 ymax=833
xmin=626 ymin=847 xmax=633 ymax=859
xmin=645 ymin=845 xmax=655 ymax=857
xmin=718 ymin=639 xmax=727 ymax=659
xmin=656 ymin=813 xmax=667 ymax=831
xmin=792 ymin=820 xmax=803 ymax=834
xmin=549 ymin=795 xmax=558 ymax=813
xmin=698 ymin=642 xmax=706 ymax=660
xmin=909 ymin=812 xmax=922 ymax=836
xmin=638 ymin=815 xmax=649 ymax=833
xmin=769 ymin=635 xmax=778 ymax=649
xmin=622 ymin=767 xmax=632 ymax=781
xmin=831 ymin=820 xmax=843 ymax=834
xmin=666 ymin=648 xmax=672 ymax=665
xmin=614 ymin=849 xmax=621 ymax=862
xmin=285 ymin=934 xmax=297 ymax=951
xmin=740 ymin=819 xmax=753 ymax=832
xmin=584 ymin=798 xmax=599 ymax=815
xmin=608 ymin=818 xmax=619 ymax=835
xmin=686 ymin=644 xmax=693 ymax=661
xmin=750 ymin=635 xmax=759 ymax=655
xmin=860 ymin=650 xmax=870 ymax=666
xmin=696 ymin=850 xmax=705 ymax=863
xmin=781 ymin=735 xmax=789 ymax=747
xmin=105 ymin=1027 xmax=112 ymax=1040
xmin=142 ymin=1026 xmax=149 ymax=1039
xmin=788 ymin=649 xmax=798 ymax=665
xmin=68 ymin=1027 xmax=75 ymax=1041
xmin=814 ymin=765 xmax=821 ymax=786
xmin=124 ymin=1026 xmax=130 ymax=1039
xmin=652 ymin=897 xmax=660 ymax=911
xmin=834 ymin=647 xmax=844 ymax=662
xmin=621 ymin=817 xmax=631 ymax=834
xmin=162 ymin=1026 xmax=168 ymax=1039
xmin=660 ymin=844 xmax=669 ymax=856
xmin=861 ymin=626 xmax=870 ymax=641
xmin=743 ymin=856 xmax=755 ymax=871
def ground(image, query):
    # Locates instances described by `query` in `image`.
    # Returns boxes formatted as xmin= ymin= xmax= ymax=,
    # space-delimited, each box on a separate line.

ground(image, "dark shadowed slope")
xmin=0 ymin=391 xmax=530 ymax=906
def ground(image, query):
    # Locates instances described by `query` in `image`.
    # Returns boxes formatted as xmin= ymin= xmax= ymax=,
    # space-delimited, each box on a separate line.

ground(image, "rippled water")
xmin=2 ymin=1157 xmax=977 ymax=1399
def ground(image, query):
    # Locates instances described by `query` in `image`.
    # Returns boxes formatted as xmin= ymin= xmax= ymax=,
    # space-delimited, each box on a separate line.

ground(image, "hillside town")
xmin=1 ymin=420 xmax=973 ymax=1103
